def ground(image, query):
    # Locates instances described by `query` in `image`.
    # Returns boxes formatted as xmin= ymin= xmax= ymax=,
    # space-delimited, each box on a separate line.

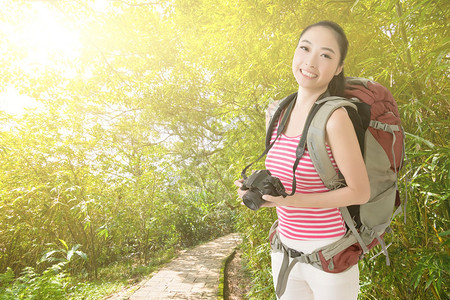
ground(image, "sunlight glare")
xmin=0 ymin=86 xmax=41 ymax=116
xmin=7 ymin=2 xmax=81 ymax=69
xmin=1 ymin=2 xmax=82 ymax=114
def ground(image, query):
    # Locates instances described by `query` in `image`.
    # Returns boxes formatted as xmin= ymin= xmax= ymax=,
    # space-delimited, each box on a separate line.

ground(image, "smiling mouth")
xmin=301 ymin=69 xmax=318 ymax=78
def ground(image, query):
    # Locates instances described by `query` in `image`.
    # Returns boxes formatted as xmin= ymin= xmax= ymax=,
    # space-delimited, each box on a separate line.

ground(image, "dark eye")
xmin=321 ymin=53 xmax=332 ymax=59
xmin=299 ymin=46 xmax=309 ymax=52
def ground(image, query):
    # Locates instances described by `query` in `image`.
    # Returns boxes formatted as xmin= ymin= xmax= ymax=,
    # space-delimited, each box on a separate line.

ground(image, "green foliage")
xmin=0 ymin=241 xmax=89 ymax=299
xmin=0 ymin=267 xmax=68 ymax=300
xmin=1 ymin=260 xmax=71 ymax=300
xmin=40 ymin=241 xmax=88 ymax=275
xmin=235 ymin=208 xmax=278 ymax=299
xmin=0 ymin=0 xmax=448 ymax=299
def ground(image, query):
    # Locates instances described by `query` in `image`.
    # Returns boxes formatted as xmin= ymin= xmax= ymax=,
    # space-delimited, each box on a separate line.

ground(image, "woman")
xmin=235 ymin=21 xmax=370 ymax=300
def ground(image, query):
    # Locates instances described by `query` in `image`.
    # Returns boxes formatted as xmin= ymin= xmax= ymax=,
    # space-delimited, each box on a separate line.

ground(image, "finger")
xmin=234 ymin=179 xmax=244 ymax=187
xmin=237 ymin=188 xmax=246 ymax=199
xmin=261 ymin=201 xmax=276 ymax=208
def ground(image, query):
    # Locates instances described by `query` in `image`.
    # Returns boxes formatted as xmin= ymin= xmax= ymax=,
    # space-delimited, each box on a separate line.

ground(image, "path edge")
xmin=217 ymin=246 xmax=238 ymax=300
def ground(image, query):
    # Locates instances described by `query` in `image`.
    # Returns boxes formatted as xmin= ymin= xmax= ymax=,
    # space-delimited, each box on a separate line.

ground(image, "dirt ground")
xmin=225 ymin=248 xmax=252 ymax=300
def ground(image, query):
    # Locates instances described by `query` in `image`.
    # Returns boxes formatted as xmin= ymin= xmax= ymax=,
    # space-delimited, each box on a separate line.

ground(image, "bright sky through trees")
xmin=0 ymin=86 xmax=40 ymax=116
xmin=8 ymin=6 xmax=80 ymax=66
xmin=0 ymin=1 xmax=81 ymax=114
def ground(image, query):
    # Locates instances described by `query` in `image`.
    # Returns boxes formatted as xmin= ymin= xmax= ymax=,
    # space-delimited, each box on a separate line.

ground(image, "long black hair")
xmin=299 ymin=21 xmax=349 ymax=97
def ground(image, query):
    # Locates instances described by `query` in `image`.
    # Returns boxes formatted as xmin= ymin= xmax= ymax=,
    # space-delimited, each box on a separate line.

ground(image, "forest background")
xmin=0 ymin=0 xmax=448 ymax=299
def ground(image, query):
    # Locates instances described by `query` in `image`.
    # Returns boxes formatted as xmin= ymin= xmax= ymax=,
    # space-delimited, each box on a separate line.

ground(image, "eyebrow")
xmin=300 ymin=39 xmax=336 ymax=54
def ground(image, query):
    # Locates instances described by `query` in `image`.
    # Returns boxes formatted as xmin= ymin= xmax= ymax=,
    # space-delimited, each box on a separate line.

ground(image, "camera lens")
xmin=242 ymin=191 xmax=265 ymax=211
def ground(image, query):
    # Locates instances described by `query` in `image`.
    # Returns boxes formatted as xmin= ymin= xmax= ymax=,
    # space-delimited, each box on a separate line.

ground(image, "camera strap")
xmin=241 ymin=97 xmax=296 ymax=179
xmin=241 ymin=93 xmax=327 ymax=196
xmin=289 ymin=101 xmax=325 ymax=195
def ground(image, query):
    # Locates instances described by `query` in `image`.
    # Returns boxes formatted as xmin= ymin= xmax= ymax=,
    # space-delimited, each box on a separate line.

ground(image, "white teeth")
xmin=301 ymin=69 xmax=317 ymax=78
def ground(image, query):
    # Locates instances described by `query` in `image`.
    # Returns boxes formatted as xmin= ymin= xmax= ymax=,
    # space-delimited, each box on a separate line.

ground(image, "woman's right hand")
xmin=234 ymin=179 xmax=247 ymax=200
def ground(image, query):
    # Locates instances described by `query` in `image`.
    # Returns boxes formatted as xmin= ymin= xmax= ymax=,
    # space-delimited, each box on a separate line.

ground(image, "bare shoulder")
xmin=326 ymin=107 xmax=353 ymax=132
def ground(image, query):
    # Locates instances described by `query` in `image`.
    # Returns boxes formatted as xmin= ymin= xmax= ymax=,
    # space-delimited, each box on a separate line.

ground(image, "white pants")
xmin=271 ymin=235 xmax=360 ymax=300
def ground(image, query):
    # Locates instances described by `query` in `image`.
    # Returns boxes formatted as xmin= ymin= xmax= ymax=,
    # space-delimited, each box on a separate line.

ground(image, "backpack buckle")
xmin=288 ymin=248 xmax=304 ymax=258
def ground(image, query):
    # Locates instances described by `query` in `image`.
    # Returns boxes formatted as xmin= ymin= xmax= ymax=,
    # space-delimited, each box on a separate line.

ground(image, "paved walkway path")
xmin=106 ymin=233 xmax=242 ymax=300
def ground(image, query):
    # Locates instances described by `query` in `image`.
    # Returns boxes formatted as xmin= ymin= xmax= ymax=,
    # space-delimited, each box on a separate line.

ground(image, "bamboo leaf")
xmin=405 ymin=132 xmax=435 ymax=148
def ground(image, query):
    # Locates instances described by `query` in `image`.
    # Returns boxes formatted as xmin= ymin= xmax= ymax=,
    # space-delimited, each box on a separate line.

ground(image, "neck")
xmin=280 ymin=87 xmax=328 ymax=137
xmin=296 ymin=86 xmax=328 ymax=105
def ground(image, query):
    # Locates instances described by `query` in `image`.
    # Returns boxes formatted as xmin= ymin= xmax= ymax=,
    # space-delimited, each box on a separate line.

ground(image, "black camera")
xmin=240 ymin=170 xmax=287 ymax=211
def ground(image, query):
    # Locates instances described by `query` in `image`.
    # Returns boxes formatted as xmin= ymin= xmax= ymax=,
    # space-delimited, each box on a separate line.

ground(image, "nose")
xmin=305 ymin=58 xmax=316 ymax=68
xmin=304 ymin=53 xmax=317 ymax=68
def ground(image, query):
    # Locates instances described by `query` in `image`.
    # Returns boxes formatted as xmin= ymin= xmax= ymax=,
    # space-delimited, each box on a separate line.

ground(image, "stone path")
xmin=105 ymin=233 xmax=242 ymax=300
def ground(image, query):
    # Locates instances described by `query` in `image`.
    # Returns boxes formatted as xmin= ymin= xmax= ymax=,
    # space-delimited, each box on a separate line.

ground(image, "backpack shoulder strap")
xmin=306 ymin=97 xmax=358 ymax=190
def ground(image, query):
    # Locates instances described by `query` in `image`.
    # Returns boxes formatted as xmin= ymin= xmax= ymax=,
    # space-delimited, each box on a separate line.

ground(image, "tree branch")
xmin=113 ymin=0 xmax=162 ymax=6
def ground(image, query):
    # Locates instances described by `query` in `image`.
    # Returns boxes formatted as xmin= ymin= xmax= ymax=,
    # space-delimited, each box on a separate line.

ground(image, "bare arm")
xmin=262 ymin=107 xmax=370 ymax=208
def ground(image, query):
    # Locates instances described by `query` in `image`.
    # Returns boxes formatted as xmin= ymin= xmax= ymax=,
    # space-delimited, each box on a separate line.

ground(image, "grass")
xmin=66 ymin=248 xmax=178 ymax=299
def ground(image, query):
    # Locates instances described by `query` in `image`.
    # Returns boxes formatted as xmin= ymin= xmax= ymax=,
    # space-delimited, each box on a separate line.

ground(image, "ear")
xmin=335 ymin=63 xmax=344 ymax=76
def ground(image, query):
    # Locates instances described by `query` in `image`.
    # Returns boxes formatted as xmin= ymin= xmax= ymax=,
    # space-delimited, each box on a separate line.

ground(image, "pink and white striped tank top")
xmin=265 ymin=122 xmax=346 ymax=240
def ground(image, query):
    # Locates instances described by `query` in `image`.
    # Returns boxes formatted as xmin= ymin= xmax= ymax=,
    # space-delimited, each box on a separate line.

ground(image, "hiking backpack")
xmin=266 ymin=77 xmax=405 ymax=298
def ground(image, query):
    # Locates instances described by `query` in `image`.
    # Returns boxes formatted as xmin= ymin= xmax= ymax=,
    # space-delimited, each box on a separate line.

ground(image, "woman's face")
xmin=292 ymin=25 xmax=343 ymax=94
